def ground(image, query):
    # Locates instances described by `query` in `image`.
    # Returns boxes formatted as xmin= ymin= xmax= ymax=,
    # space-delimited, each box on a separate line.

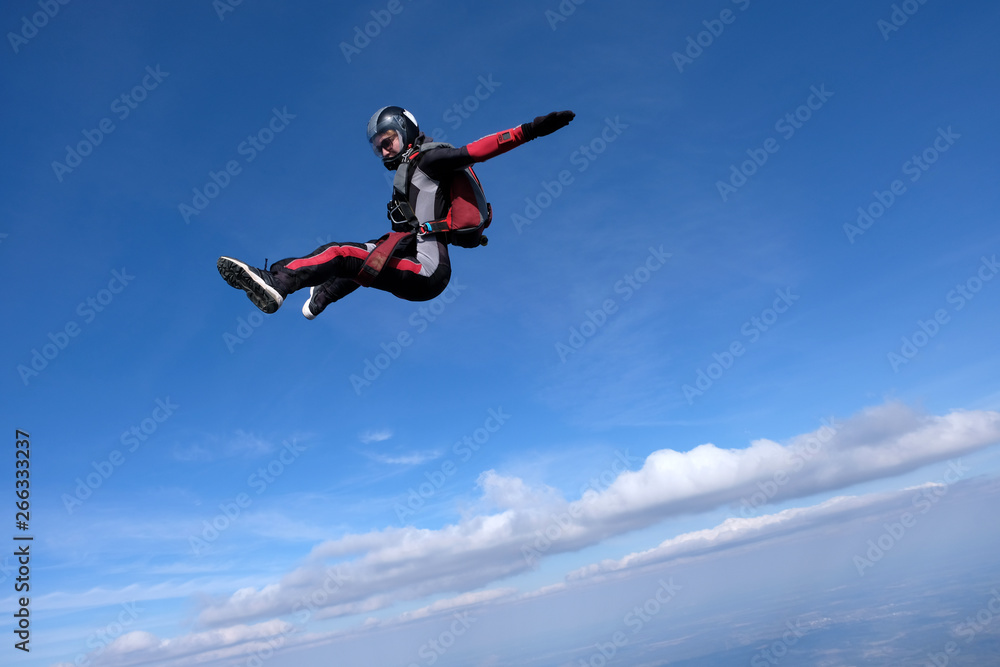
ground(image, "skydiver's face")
xmin=372 ymin=129 xmax=402 ymax=159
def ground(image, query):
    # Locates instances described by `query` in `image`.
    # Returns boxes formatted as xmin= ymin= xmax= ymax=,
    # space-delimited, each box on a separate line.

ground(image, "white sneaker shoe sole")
xmin=302 ymin=286 xmax=319 ymax=320
xmin=218 ymin=257 xmax=284 ymax=314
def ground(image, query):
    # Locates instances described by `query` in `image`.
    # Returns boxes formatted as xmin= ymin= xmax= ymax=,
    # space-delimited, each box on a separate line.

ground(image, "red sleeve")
xmin=465 ymin=125 xmax=529 ymax=162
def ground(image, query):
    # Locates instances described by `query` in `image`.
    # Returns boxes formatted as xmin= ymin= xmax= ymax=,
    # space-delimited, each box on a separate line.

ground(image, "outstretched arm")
xmin=466 ymin=110 xmax=576 ymax=161
xmin=419 ymin=111 xmax=576 ymax=175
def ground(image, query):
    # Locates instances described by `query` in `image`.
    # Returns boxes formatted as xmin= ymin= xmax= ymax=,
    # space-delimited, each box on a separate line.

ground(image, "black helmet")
xmin=367 ymin=106 xmax=419 ymax=170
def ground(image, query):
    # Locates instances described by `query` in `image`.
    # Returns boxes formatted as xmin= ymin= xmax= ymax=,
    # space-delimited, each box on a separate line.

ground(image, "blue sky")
xmin=3 ymin=1 xmax=1000 ymax=665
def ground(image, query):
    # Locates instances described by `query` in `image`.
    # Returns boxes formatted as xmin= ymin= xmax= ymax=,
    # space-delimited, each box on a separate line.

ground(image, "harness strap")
xmin=390 ymin=154 xmax=416 ymax=225
xmin=356 ymin=231 xmax=414 ymax=287
xmin=419 ymin=221 xmax=451 ymax=234
xmin=389 ymin=142 xmax=450 ymax=230
xmin=386 ymin=139 xmax=491 ymax=246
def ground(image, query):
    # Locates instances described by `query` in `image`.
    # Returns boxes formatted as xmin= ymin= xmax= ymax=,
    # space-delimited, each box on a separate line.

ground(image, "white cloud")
xmin=477 ymin=470 xmax=562 ymax=510
xmin=66 ymin=477 xmax=996 ymax=667
xmin=369 ymin=451 xmax=441 ymax=465
xmin=360 ymin=429 xmax=394 ymax=444
xmin=170 ymin=430 xmax=288 ymax=463
xmin=564 ymin=486 xmax=922 ymax=581
xmin=192 ymin=403 xmax=999 ymax=628
xmin=226 ymin=430 xmax=278 ymax=457
xmin=395 ymin=587 xmax=518 ymax=623
xmin=70 ymin=403 xmax=1000 ymax=667
xmin=171 ymin=443 xmax=214 ymax=462
xmin=79 ymin=620 xmax=293 ymax=667
xmin=576 ymin=402 xmax=998 ymax=532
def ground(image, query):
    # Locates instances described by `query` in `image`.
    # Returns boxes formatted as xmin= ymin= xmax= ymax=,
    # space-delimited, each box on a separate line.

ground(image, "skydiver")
xmin=217 ymin=106 xmax=575 ymax=319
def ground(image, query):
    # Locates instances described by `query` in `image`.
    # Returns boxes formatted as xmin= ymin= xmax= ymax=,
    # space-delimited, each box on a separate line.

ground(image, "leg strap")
xmin=356 ymin=231 xmax=414 ymax=287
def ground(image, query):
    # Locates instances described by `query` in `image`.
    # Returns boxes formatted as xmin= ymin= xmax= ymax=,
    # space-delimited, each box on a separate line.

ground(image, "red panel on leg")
xmin=387 ymin=257 xmax=423 ymax=274
xmin=285 ymin=245 xmax=369 ymax=271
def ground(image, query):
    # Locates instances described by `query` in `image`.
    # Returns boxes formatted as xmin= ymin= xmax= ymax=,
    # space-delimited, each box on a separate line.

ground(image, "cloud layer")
xmin=58 ymin=402 xmax=1000 ymax=667
xmin=194 ymin=403 xmax=999 ymax=627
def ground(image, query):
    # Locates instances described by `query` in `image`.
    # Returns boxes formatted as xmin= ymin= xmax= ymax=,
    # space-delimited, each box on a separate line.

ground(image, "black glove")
xmin=521 ymin=110 xmax=575 ymax=140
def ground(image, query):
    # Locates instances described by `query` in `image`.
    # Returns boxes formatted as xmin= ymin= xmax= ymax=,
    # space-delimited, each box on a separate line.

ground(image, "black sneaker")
xmin=217 ymin=257 xmax=286 ymax=314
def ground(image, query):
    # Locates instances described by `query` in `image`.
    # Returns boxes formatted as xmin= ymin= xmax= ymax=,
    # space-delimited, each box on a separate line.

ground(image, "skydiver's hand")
xmin=522 ymin=111 xmax=575 ymax=140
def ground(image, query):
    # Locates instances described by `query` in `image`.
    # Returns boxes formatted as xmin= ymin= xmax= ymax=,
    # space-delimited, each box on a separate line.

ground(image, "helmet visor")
xmin=370 ymin=128 xmax=401 ymax=159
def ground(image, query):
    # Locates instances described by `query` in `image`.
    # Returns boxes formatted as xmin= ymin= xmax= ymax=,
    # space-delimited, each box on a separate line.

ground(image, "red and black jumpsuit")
xmin=268 ymin=125 xmax=531 ymax=309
